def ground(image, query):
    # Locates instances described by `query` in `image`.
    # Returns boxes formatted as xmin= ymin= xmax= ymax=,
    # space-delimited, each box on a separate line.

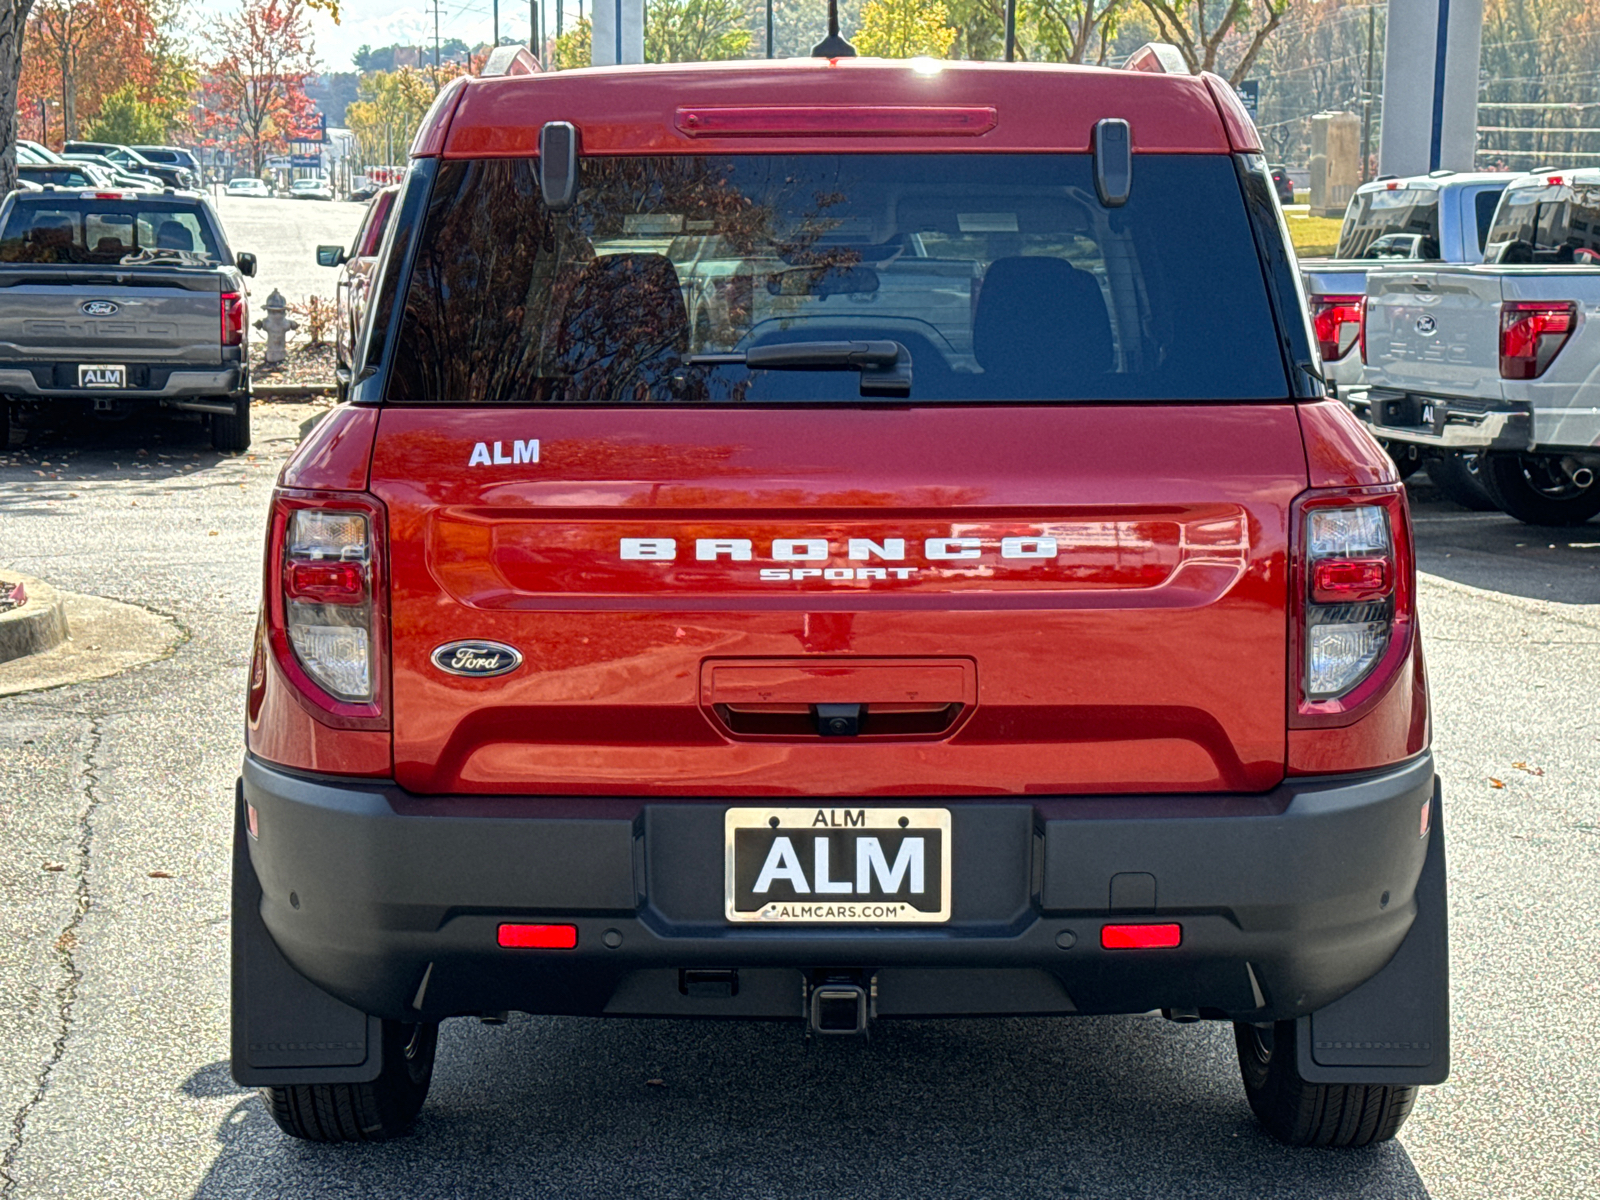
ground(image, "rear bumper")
xmin=1359 ymin=390 xmax=1532 ymax=452
xmin=240 ymin=753 xmax=1440 ymax=1027
xmin=0 ymin=364 xmax=243 ymax=401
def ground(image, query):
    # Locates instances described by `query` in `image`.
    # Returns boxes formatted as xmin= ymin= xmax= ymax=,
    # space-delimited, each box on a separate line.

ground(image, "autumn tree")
xmin=1138 ymin=0 xmax=1292 ymax=85
xmin=344 ymin=64 xmax=462 ymax=167
xmin=552 ymin=16 xmax=590 ymax=69
xmin=201 ymin=0 xmax=319 ymax=174
xmin=0 ymin=0 xmax=36 ymax=191
xmin=20 ymin=0 xmax=194 ymax=145
xmin=855 ymin=0 xmax=956 ymax=58
xmin=645 ymin=0 xmax=751 ymax=62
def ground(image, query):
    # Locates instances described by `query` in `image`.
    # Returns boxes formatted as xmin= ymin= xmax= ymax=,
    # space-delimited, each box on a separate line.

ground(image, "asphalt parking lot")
xmin=206 ymin=190 xmax=366 ymax=307
xmin=1 ymin=383 xmax=1598 ymax=1195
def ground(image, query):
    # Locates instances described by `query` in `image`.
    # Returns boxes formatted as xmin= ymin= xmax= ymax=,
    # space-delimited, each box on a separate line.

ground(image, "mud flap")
xmin=1296 ymin=779 xmax=1449 ymax=1085
xmin=231 ymin=781 xmax=385 ymax=1087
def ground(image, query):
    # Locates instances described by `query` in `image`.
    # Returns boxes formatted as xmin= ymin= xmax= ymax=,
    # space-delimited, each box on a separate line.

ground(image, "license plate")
xmin=1420 ymin=402 xmax=1435 ymax=428
xmin=78 ymin=364 xmax=125 ymax=388
xmin=724 ymin=806 xmax=951 ymax=923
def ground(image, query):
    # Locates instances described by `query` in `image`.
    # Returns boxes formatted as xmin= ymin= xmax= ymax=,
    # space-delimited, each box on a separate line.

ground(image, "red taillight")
xmin=222 ymin=291 xmax=246 ymax=347
xmin=1290 ymin=487 xmax=1415 ymax=726
xmin=498 ymin=924 xmax=578 ymax=949
xmin=1310 ymin=293 xmax=1363 ymax=363
xmin=264 ymin=490 xmax=388 ymax=727
xmin=1101 ymin=924 xmax=1182 ymax=949
xmin=285 ymin=560 xmax=366 ymax=604
xmin=1311 ymin=556 xmax=1391 ymax=603
xmin=675 ymin=106 xmax=998 ymax=138
xmin=1500 ymin=300 xmax=1576 ymax=380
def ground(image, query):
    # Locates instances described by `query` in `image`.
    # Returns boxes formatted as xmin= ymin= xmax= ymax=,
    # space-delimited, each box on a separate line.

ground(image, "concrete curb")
xmin=253 ymin=383 xmax=337 ymax=399
xmin=0 ymin=574 xmax=70 ymax=664
xmin=0 ymin=589 xmax=183 ymax=696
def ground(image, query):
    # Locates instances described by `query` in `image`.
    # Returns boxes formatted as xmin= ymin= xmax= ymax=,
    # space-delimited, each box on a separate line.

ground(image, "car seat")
xmin=154 ymin=220 xmax=196 ymax=252
xmin=972 ymin=256 xmax=1113 ymax=394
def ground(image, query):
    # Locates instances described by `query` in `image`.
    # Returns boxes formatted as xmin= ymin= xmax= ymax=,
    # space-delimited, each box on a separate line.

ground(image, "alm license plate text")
xmin=725 ymin=807 xmax=951 ymax=923
xmin=78 ymin=364 xmax=125 ymax=388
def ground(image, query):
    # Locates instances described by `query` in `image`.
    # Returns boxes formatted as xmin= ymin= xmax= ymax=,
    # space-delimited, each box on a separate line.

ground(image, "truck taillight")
xmin=265 ymin=491 xmax=388 ymax=723
xmin=222 ymin=292 xmax=246 ymax=347
xmin=1500 ymin=300 xmax=1576 ymax=379
xmin=1310 ymin=294 xmax=1363 ymax=363
xmin=1290 ymin=487 xmax=1414 ymax=725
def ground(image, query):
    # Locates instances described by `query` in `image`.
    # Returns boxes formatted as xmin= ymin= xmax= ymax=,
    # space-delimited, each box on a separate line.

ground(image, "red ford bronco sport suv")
xmin=235 ymin=43 xmax=1448 ymax=1147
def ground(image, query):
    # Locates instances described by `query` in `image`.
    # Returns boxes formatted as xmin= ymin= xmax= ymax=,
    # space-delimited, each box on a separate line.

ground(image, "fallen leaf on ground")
xmin=55 ymin=929 xmax=77 ymax=953
xmin=1511 ymin=762 xmax=1544 ymax=776
xmin=147 ymin=870 xmax=174 ymax=879
xmin=646 ymin=1078 xmax=665 ymax=1087
xmin=1489 ymin=778 xmax=1505 ymax=789
xmin=42 ymin=862 xmax=65 ymax=872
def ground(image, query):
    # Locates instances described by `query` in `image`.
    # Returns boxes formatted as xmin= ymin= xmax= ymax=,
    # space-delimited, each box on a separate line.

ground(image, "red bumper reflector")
xmin=1101 ymin=923 xmax=1182 ymax=949
xmin=245 ymin=803 xmax=259 ymax=839
xmin=497 ymin=923 xmax=578 ymax=949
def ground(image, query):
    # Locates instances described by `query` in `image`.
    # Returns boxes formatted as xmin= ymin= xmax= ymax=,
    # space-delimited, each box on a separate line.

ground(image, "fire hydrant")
xmin=254 ymin=289 xmax=297 ymax=366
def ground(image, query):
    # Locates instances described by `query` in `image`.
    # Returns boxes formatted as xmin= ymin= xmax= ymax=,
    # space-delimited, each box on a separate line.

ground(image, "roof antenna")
xmin=812 ymin=0 xmax=856 ymax=57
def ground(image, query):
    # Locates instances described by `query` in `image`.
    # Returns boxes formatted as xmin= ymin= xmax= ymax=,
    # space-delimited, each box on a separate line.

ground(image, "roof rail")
xmin=480 ymin=44 xmax=541 ymax=77
xmin=1123 ymin=43 xmax=1189 ymax=75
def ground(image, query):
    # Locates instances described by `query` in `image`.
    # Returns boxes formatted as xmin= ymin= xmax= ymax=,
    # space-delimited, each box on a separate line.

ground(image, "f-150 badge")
xmin=431 ymin=641 xmax=523 ymax=677
xmin=468 ymin=439 xmax=539 ymax=466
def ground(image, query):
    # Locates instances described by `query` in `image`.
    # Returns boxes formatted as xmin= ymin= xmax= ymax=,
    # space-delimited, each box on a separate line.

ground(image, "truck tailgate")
xmin=370 ymin=405 xmax=1305 ymax=797
xmin=1364 ymin=266 xmax=1503 ymax=401
xmin=0 ymin=271 xmax=223 ymax=365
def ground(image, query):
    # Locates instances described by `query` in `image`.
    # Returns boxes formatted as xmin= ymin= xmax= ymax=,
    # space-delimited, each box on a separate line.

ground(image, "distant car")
xmin=16 ymin=162 xmax=111 ymax=190
xmin=130 ymin=145 xmax=202 ymax=177
xmin=63 ymin=153 xmax=164 ymax=192
xmin=289 ymin=178 xmax=334 ymax=201
xmin=62 ymin=141 xmax=194 ymax=190
xmin=1269 ymin=164 xmax=1296 ymax=205
xmin=226 ymin=178 xmax=273 ymax=198
xmin=316 ymin=184 xmax=398 ymax=398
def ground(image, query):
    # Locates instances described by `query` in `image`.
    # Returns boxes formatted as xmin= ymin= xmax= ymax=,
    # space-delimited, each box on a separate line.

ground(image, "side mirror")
xmin=236 ymin=252 xmax=257 ymax=277
xmin=315 ymin=245 xmax=345 ymax=268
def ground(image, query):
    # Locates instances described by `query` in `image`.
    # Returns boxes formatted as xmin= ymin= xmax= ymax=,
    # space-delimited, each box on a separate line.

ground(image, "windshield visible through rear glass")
xmin=1337 ymin=188 xmax=1441 ymax=259
xmin=386 ymin=153 xmax=1288 ymax=405
xmin=0 ymin=200 xmax=221 ymax=266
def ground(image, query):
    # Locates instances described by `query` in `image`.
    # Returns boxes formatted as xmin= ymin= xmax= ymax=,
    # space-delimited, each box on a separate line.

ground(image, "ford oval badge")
xmin=432 ymin=641 xmax=523 ymax=678
xmin=1415 ymin=315 xmax=1438 ymax=337
xmin=81 ymin=300 xmax=119 ymax=317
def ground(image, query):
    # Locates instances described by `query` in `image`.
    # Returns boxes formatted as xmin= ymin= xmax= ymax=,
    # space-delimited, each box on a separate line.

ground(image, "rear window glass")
xmin=1483 ymin=184 xmax=1600 ymax=264
xmin=386 ymin=153 xmax=1288 ymax=405
xmin=0 ymin=200 xmax=221 ymax=266
xmin=1336 ymin=187 xmax=1440 ymax=259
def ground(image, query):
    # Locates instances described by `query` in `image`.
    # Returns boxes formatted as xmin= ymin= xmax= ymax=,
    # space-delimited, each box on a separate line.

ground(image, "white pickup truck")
xmin=1358 ymin=169 xmax=1600 ymax=525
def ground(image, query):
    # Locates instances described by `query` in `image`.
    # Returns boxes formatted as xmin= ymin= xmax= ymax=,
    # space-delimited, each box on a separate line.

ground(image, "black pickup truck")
xmin=0 ymin=187 xmax=256 ymax=450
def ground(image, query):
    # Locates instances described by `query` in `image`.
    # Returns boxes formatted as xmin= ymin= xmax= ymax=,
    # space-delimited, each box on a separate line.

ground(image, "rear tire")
xmin=1236 ymin=1021 xmax=1417 ymax=1147
xmin=265 ymin=1020 xmax=437 ymax=1142
xmin=1482 ymin=453 xmax=1600 ymax=525
xmin=211 ymin=397 xmax=251 ymax=453
xmin=1426 ymin=452 xmax=1497 ymax=511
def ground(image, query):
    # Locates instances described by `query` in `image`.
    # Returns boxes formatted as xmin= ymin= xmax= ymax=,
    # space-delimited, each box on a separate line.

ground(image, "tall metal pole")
xmin=766 ymin=0 xmax=773 ymax=57
xmin=494 ymin=0 xmax=500 ymax=46
xmin=1004 ymin=0 xmax=1016 ymax=62
xmin=556 ymin=0 xmax=562 ymax=39
xmin=530 ymin=0 xmax=539 ymax=58
xmin=433 ymin=0 xmax=442 ymax=85
xmin=1360 ymin=5 xmax=1377 ymax=183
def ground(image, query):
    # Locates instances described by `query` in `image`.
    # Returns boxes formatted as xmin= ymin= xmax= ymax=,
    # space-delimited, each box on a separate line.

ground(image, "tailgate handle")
xmin=703 ymin=658 xmax=975 ymax=740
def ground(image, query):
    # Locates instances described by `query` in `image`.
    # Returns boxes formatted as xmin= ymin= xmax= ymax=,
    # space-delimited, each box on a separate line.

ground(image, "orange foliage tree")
xmin=18 ymin=0 xmax=174 ymax=145
xmin=199 ymin=0 xmax=319 ymax=175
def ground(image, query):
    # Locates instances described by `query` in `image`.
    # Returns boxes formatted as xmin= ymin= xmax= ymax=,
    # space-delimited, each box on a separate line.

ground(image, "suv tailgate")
xmin=371 ymin=404 xmax=1305 ymax=797
xmin=1364 ymin=266 xmax=1503 ymax=402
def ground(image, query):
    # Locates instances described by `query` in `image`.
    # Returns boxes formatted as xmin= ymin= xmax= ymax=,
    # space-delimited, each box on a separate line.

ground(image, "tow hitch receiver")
xmin=808 ymin=974 xmax=871 ymax=1037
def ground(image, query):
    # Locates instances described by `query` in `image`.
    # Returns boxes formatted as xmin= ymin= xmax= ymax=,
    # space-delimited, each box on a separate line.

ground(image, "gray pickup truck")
xmin=0 ymin=187 xmax=256 ymax=451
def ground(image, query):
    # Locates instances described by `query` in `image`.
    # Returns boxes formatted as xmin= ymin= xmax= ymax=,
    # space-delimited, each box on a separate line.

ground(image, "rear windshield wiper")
xmin=686 ymin=340 xmax=911 ymax=398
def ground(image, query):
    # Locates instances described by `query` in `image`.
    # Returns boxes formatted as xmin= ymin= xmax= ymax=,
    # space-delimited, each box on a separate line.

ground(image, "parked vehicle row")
xmin=1301 ymin=167 xmax=1600 ymax=524
xmin=317 ymin=185 xmax=398 ymax=399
